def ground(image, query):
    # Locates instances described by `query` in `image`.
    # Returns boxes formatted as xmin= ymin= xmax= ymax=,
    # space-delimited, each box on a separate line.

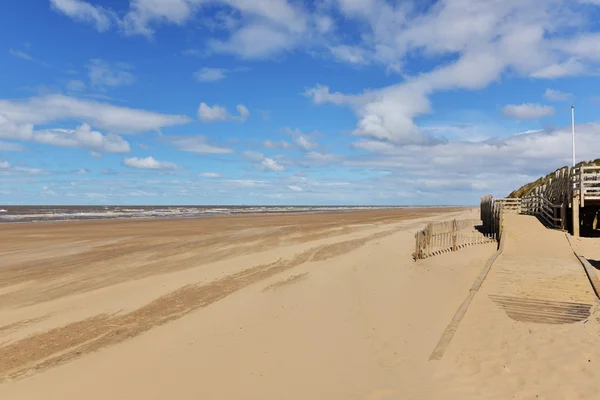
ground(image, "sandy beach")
xmin=0 ymin=207 xmax=497 ymax=399
xmin=5 ymin=208 xmax=600 ymax=399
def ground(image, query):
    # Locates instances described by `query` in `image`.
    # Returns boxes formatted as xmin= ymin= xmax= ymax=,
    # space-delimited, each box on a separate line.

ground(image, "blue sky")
xmin=2 ymin=0 xmax=600 ymax=205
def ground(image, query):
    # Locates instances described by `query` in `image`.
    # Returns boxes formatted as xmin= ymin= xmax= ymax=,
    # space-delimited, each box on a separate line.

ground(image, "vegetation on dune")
xmin=508 ymin=158 xmax=600 ymax=198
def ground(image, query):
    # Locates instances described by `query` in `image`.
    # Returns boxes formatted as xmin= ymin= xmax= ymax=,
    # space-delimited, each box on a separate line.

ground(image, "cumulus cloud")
xmin=169 ymin=135 xmax=233 ymax=154
xmin=301 ymin=1 xmax=600 ymax=146
xmin=501 ymin=103 xmax=556 ymax=119
xmin=123 ymin=156 xmax=178 ymax=170
xmin=0 ymin=117 xmax=129 ymax=153
xmin=262 ymin=157 xmax=285 ymax=172
xmin=31 ymin=124 xmax=130 ymax=153
xmin=50 ymin=0 xmax=116 ymax=32
xmin=87 ymin=59 xmax=135 ymax=90
xmin=53 ymin=0 xmax=319 ymax=59
xmin=208 ymin=24 xmax=298 ymax=59
xmin=0 ymin=94 xmax=190 ymax=133
xmin=242 ymin=150 xmax=285 ymax=172
xmin=295 ymin=135 xmax=317 ymax=150
xmin=287 ymin=185 xmax=303 ymax=192
xmin=198 ymin=102 xmax=250 ymax=122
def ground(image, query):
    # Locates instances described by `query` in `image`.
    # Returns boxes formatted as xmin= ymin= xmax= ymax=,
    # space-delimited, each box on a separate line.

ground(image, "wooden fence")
xmin=480 ymin=195 xmax=504 ymax=240
xmin=573 ymin=166 xmax=600 ymax=207
xmin=521 ymin=195 xmax=565 ymax=228
xmin=414 ymin=218 xmax=495 ymax=260
xmin=495 ymin=198 xmax=521 ymax=213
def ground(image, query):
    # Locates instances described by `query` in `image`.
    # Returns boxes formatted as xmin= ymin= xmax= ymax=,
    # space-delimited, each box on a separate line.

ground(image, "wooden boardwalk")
xmin=432 ymin=214 xmax=600 ymax=397
xmin=484 ymin=214 xmax=596 ymax=324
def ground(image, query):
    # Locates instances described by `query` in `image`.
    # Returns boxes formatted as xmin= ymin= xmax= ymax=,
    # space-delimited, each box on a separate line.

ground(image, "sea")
xmin=0 ymin=205 xmax=404 ymax=224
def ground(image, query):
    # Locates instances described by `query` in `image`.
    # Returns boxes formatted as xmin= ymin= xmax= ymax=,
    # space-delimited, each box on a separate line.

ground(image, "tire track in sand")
xmin=0 ymin=227 xmax=400 ymax=382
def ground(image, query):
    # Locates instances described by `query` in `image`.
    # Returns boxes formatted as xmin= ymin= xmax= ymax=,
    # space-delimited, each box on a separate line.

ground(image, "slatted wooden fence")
xmin=414 ymin=218 xmax=495 ymax=260
xmin=495 ymin=198 xmax=521 ymax=213
xmin=481 ymin=195 xmax=504 ymax=240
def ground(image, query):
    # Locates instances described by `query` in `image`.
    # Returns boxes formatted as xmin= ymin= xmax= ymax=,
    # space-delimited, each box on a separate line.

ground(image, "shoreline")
xmin=0 ymin=205 xmax=468 ymax=225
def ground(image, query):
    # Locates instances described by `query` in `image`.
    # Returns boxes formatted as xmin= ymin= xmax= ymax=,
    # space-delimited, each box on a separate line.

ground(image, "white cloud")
xmin=263 ymin=140 xmax=290 ymax=149
xmin=303 ymin=84 xmax=372 ymax=106
xmin=87 ymin=59 xmax=135 ymax=90
xmin=236 ymin=104 xmax=250 ymax=120
xmin=262 ymin=157 xmax=285 ymax=172
xmin=200 ymin=172 xmax=221 ymax=178
xmin=0 ymin=94 xmax=190 ymax=134
xmin=50 ymin=0 xmax=116 ymax=32
xmin=501 ymin=103 xmax=556 ymax=119
xmin=0 ymin=118 xmax=129 ymax=153
xmin=302 ymin=1 xmax=600 ymax=146
xmin=295 ymin=135 xmax=317 ymax=150
xmin=90 ymin=151 xmax=103 ymax=158
xmin=543 ymin=89 xmax=574 ymax=102
xmin=329 ymin=45 xmax=369 ymax=65
xmin=76 ymin=168 xmax=89 ymax=174
xmin=122 ymin=0 xmax=201 ymax=37
xmin=344 ymin=122 xmax=600 ymax=194
xmin=170 ymin=135 xmax=233 ymax=154
xmin=123 ymin=156 xmax=178 ymax=170
xmin=194 ymin=68 xmax=227 ymax=82
xmin=287 ymin=185 xmax=303 ymax=192
xmin=198 ymin=103 xmax=228 ymax=122
xmin=198 ymin=102 xmax=250 ymax=122
xmin=208 ymin=24 xmax=298 ymax=59
xmin=120 ymin=0 xmax=309 ymax=58
xmin=32 ymin=124 xmax=131 ymax=153
xmin=242 ymin=150 xmax=285 ymax=172
xmin=530 ymin=59 xmax=586 ymax=79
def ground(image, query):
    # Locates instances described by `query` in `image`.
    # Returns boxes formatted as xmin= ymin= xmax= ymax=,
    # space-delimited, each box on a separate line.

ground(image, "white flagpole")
xmin=572 ymin=106 xmax=576 ymax=167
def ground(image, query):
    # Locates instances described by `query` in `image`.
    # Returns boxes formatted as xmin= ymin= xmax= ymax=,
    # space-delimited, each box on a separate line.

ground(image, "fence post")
xmin=452 ymin=219 xmax=457 ymax=251
xmin=415 ymin=232 xmax=420 ymax=261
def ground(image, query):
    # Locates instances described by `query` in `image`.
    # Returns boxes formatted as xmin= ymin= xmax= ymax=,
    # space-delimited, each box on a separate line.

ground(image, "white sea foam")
xmin=0 ymin=205 xmax=400 ymax=223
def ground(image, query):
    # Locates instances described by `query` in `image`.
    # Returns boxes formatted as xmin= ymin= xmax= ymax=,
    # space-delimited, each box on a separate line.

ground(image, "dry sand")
xmin=0 ymin=207 xmax=501 ymax=399
xmin=4 ymin=209 xmax=600 ymax=399
xmin=432 ymin=215 xmax=600 ymax=399
xmin=12 ymin=209 xmax=600 ymax=400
